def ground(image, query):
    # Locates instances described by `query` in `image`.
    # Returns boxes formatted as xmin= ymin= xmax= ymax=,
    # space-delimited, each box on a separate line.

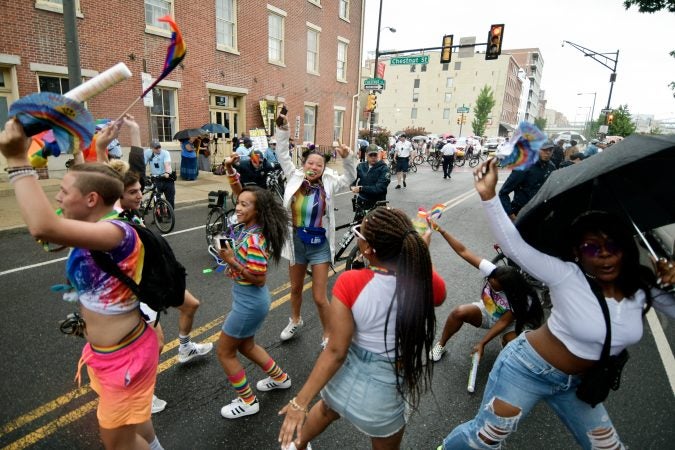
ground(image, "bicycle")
xmin=265 ymin=165 xmax=286 ymax=203
xmin=205 ymin=190 xmax=235 ymax=247
xmin=139 ymin=175 xmax=175 ymax=234
xmin=334 ymin=199 xmax=389 ymax=270
xmin=427 ymin=150 xmax=442 ymax=171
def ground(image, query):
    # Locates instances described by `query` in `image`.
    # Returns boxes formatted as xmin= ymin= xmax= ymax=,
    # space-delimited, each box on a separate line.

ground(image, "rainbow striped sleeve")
xmin=235 ymin=233 xmax=268 ymax=280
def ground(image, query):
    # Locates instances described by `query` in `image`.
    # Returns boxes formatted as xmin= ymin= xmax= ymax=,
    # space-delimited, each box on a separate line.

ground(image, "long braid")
xmin=363 ymin=208 xmax=436 ymax=409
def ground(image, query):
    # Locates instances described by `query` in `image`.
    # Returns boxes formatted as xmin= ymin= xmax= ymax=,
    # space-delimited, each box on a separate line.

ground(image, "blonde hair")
xmin=70 ymin=163 xmax=124 ymax=206
xmin=108 ymin=159 xmax=130 ymax=176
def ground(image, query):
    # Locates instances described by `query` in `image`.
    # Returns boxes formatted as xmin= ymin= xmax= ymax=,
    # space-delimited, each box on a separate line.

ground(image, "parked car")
xmin=552 ymin=132 xmax=587 ymax=145
xmin=484 ymin=137 xmax=505 ymax=154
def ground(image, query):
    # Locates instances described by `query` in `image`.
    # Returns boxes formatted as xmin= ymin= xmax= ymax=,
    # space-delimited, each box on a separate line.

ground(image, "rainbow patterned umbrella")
xmin=9 ymin=92 xmax=94 ymax=154
xmin=495 ymin=121 xmax=546 ymax=171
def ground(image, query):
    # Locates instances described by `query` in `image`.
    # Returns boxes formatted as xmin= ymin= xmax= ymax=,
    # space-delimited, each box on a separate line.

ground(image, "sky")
xmin=362 ymin=0 xmax=675 ymax=121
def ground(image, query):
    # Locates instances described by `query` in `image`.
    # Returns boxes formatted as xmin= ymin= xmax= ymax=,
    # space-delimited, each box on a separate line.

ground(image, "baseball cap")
xmin=269 ymin=138 xmax=277 ymax=144
xmin=366 ymin=144 xmax=379 ymax=154
xmin=250 ymin=149 xmax=264 ymax=164
xmin=399 ymin=134 xmax=407 ymax=138
xmin=243 ymin=137 xmax=253 ymax=146
xmin=151 ymin=139 xmax=161 ymax=148
xmin=540 ymin=140 xmax=555 ymax=151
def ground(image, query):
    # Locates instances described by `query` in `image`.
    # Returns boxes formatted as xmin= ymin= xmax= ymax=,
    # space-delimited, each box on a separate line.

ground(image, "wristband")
xmin=8 ymin=169 xmax=38 ymax=183
xmin=7 ymin=165 xmax=34 ymax=173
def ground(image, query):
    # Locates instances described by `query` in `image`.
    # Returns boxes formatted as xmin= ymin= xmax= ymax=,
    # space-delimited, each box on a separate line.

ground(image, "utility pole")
xmin=63 ymin=0 xmax=82 ymax=91
xmin=368 ymin=0 xmax=384 ymax=143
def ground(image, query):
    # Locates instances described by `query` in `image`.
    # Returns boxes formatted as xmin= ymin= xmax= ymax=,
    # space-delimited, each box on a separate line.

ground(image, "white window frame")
xmin=37 ymin=74 xmax=71 ymax=95
xmin=336 ymin=37 xmax=349 ymax=82
xmin=35 ymin=0 xmax=83 ymax=16
xmin=333 ymin=107 xmax=345 ymax=143
xmin=308 ymin=0 xmax=321 ymax=7
xmin=304 ymin=104 xmax=317 ymax=143
xmin=339 ymin=0 xmax=349 ymax=21
xmin=412 ymin=93 xmax=419 ymax=103
xmin=411 ymin=108 xmax=417 ymax=119
xmin=444 ymin=93 xmax=452 ymax=103
xmin=268 ymin=5 xmax=287 ymax=66
xmin=216 ymin=0 xmax=238 ymax=54
xmin=443 ymin=109 xmax=450 ymax=119
xmin=446 ymin=77 xmax=453 ymax=88
xmin=306 ymin=23 xmax=321 ymax=75
xmin=150 ymin=86 xmax=178 ymax=144
xmin=145 ymin=0 xmax=174 ymax=38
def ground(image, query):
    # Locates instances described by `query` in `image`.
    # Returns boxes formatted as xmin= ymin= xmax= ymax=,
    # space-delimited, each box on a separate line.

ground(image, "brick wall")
xmin=1 ymin=0 xmax=363 ymax=150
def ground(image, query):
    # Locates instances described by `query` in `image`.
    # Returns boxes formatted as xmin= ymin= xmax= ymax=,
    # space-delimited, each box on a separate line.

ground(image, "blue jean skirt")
xmin=222 ymin=283 xmax=270 ymax=339
xmin=180 ymin=156 xmax=198 ymax=180
xmin=321 ymin=344 xmax=406 ymax=438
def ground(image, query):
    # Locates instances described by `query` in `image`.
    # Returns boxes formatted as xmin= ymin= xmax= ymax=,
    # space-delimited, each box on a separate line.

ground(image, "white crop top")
xmin=482 ymin=196 xmax=675 ymax=360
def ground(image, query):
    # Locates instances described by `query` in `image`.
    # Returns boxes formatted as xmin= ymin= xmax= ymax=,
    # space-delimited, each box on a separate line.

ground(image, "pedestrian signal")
xmin=366 ymin=94 xmax=377 ymax=112
xmin=486 ymin=24 xmax=504 ymax=60
xmin=440 ymin=35 xmax=454 ymax=64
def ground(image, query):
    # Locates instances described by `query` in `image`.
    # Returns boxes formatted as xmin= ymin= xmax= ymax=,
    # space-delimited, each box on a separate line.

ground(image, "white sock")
xmin=149 ymin=436 xmax=164 ymax=450
xmin=178 ymin=334 xmax=191 ymax=350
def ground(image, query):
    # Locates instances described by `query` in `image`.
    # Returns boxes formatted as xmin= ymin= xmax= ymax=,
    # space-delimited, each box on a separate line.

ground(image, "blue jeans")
xmin=442 ymin=333 xmax=623 ymax=449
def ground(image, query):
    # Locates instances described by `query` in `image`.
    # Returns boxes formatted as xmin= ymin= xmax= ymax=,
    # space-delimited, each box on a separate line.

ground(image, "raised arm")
xmin=273 ymin=112 xmax=297 ymax=179
xmin=428 ymin=219 xmax=482 ymax=269
xmin=330 ymin=144 xmax=357 ymax=192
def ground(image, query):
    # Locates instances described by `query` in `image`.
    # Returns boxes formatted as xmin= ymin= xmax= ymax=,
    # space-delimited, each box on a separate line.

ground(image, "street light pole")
xmin=563 ymin=41 xmax=618 ymax=114
xmin=368 ymin=0 xmax=384 ymax=143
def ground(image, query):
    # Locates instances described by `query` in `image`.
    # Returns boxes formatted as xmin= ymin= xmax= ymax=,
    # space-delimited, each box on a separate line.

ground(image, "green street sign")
xmin=390 ymin=55 xmax=429 ymax=65
xmin=457 ymin=107 xmax=470 ymax=114
xmin=364 ymin=78 xmax=385 ymax=85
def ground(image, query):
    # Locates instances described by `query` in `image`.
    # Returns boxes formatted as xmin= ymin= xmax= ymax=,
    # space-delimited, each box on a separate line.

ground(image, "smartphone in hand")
xmin=218 ymin=237 xmax=235 ymax=249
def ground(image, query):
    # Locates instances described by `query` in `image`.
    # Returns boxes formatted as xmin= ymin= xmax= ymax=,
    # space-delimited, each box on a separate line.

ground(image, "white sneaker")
xmin=286 ymin=441 xmax=313 ymax=450
xmin=280 ymin=318 xmax=304 ymax=341
xmin=220 ymin=397 xmax=260 ymax=419
xmin=178 ymin=342 xmax=214 ymax=363
xmin=151 ymin=394 xmax=167 ymax=414
xmin=429 ymin=342 xmax=446 ymax=362
xmin=256 ymin=376 xmax=291 ymax=392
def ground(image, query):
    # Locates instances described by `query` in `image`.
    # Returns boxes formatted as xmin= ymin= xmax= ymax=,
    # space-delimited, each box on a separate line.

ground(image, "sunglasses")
xmin=578 ymin=241 xmax=622 ymax=257
xmin=352 ymin=224 xmax=368 ymax=242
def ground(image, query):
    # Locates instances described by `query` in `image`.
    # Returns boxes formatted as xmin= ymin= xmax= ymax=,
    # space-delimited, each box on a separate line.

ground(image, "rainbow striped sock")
xmin=228 ymin=370 xmax=256 ymax=405
xmin=262 ymin=358 xmax=288 ymax=383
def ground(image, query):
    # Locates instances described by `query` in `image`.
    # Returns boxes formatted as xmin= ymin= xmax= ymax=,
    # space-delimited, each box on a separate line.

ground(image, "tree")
xmin=402 ymin=126 xmax=428 ymax=137
xmin=608 ymin=104 xmax=637 ymax=136
xmin=359 ymin=127 xmax=391 ymax=150
xmin=533 ymin=117 xmax=547 ymax=132
xmin=471 ymin=85 xmax=496 ymax=137
xmin=624 ymin=1 xmax=675 ymax=97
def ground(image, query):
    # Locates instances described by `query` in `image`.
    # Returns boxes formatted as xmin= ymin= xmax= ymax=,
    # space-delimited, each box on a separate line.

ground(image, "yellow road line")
xmin=1 ymin=270 xmax=338 ymax=448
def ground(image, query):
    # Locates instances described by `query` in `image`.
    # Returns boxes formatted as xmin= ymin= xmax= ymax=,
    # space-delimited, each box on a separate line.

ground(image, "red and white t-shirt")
xmin=332 ymin=268 xmax=446 ymax=357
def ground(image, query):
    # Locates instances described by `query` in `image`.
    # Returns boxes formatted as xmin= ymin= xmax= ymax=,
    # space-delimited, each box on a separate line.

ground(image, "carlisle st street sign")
xmin=364 ymin=77 xmax=385 ymax=91
xmin=390 ymin=55 xmax=430 ymax=65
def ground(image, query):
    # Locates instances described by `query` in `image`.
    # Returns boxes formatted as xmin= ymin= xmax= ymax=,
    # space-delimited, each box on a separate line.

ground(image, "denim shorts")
xmin=472 ymin=301 xmax=515 ymax=334
xmin=292 ymin=232 xmax=332 ymax=266
xmin=321 ymin=344 xmax=406 ymax=438
xmin=443 ymin=333 xmax=620 ymax=449
xmin=222 ymin=283 xmax=271 ymax=339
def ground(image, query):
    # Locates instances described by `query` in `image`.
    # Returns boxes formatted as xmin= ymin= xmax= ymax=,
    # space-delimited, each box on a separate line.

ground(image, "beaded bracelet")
xmin=8 ymin=169 xmax=38 ymax=184
xmin=288 ymin=397 xmax=308 ymax=416
xmin=7 ymin=165 xmax=34 ymax=173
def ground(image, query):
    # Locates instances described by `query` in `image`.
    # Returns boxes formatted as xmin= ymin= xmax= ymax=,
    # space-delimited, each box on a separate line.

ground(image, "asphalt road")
xmin=0 ymin=164 xmax=673 ymax=449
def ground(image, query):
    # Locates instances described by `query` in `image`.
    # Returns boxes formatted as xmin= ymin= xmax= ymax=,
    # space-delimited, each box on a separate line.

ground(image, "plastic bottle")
xmin=412 ymin=209 xmax=428 ymax=235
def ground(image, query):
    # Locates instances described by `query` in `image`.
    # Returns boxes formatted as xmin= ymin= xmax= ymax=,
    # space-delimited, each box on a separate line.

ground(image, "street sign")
xmin=390 ymin=55 xmax=429 ymax=65
xmin=599 ymin=125 xmax=609 ymax=134
xmin=601 ymin=108 xmax=613 ymax=114
xmin=364 ymin=77 xmax=385 ymax=91
xmin=457 ymin=106 xmax=470 ymax=113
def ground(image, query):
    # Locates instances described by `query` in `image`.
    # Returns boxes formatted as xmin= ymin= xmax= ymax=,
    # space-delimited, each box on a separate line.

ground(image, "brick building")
xmin=0 ymin=0 xmax=364 ymax=171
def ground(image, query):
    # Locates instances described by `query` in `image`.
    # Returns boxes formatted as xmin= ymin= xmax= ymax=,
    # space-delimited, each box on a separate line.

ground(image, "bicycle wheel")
xmin=431 ymin=157 xmax=441 ymax=171
xmin=454 ymin=156 xmax=466 ymax=167
xmin=205 ymin=207 xmax=225 ymax=246
xmin=409 ymin=162 xmax=418 ymax=173
xmin=153 ymin=199 xmax=175 ymax=234
xmin=345 ymin=245 xmax=367 ymax=270
xmin=413 ymin=154 xmax=424 ymax=165
xmin=469 ymin=156 xmax=480 ymax=168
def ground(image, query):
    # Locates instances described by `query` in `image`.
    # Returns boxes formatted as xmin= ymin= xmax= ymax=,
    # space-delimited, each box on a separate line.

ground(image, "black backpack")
xmin=91 ymin=220 xmax=186 ymax=323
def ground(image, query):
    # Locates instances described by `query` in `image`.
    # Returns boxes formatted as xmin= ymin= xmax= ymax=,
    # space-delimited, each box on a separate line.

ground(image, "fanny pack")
xmin=296 ymin=226 xmax=327 ymax=245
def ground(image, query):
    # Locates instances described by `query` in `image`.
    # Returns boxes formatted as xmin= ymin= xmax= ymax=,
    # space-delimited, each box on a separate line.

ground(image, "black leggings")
xmin=442 ymin=155 xmax=455 ymax=178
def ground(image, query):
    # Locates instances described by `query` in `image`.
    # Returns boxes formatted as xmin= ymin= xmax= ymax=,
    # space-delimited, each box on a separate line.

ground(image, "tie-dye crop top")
xmin=67 ymin=220 xmax=144 ymax=315
xmin=291 ymin=181 xmax=326 ymax=228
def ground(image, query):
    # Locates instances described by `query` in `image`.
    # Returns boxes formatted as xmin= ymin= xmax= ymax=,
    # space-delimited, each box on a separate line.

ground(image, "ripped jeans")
xmin=442 ymin=333 xmax=624 ymax=449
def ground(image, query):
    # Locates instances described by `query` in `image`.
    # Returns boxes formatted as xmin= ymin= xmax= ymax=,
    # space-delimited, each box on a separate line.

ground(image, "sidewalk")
xmin=0 ymin=158 xmax=343 ymax=232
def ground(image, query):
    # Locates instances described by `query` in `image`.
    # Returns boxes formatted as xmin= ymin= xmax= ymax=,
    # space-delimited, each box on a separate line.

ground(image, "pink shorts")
xmin=78 ymin=321 xmax=159 ymax=429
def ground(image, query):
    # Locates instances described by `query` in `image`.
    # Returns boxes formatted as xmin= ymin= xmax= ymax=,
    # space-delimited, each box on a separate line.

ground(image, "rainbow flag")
xmin=495 ymin=122 xmax=546 ymax=170
xmin=141 ymin=16 xmax=186 ymax=98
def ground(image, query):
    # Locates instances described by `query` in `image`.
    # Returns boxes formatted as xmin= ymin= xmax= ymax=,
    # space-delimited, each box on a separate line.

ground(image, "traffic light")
xmin=485 ymin=24 xmax=504 ymax=60
xmin=440 ymin=34 xmax=454 ymax=64
xmin=607 ymin=113 xmax=614 ymax=125
xmin=456 ymin=117 xmax=461 ymax=124
xmin=366 ymin=94 xmax=377 ymax=112
xmin=462 ymin=115 xmax=467 ymax=124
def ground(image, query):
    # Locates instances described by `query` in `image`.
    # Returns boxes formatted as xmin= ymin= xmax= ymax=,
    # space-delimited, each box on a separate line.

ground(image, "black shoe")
xmin=443 ymin=176 xmax=447 ymax=179
xmin=395 ymin=185 xmax=401 ymax=189
xmin=403 ymin=181 xmax=407 ymax=188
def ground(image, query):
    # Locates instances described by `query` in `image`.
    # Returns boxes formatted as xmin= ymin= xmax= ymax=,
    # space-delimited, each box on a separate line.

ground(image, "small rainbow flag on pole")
xmin=495 ymin=121 xmax=547 ymax=171
xmin=140 ymin=16 xmax=186 ymax=98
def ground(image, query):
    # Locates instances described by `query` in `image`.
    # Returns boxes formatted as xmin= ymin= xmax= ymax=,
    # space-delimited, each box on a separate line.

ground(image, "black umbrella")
xmin=516 ymin=134 xmax=675 ymax=258
xmin=173 ymin=128 xmax=207 ymax=141
xmin=201 ymin=123 xmax=230 ymax=134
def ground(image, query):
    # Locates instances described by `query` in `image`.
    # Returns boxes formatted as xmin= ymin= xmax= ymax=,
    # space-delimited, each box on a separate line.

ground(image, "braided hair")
xmin=361 ymin=207 xmax=436 ymax=409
